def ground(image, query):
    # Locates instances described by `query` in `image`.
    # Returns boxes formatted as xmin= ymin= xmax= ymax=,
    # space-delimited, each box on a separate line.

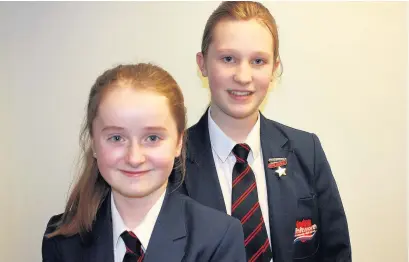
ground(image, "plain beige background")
xmin=0 ymin=1 xmax=407 ymax=261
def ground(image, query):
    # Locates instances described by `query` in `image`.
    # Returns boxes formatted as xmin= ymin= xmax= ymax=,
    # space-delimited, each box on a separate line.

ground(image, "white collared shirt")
xmin=111 ymin=190 xmax=165 ymax=262
xmin=207 ymin=108 xmax=272 ymax=247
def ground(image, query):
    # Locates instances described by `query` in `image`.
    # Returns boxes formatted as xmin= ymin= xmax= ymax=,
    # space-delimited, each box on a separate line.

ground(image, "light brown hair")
xmin=47 ymin=63 xmax=187 ymax=238
xmin=201 ymin=1 xmax=281 ymax=71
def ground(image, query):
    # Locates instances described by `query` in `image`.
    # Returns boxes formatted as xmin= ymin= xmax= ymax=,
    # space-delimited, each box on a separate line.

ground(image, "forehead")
xmin=210 ymin=18 xmax=274 ymax=54
xmin=96 ymin=87 xmax=173 ymax=128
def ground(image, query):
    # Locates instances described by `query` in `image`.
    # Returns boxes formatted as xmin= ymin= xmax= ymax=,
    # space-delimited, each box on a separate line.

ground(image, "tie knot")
xmin=232 ymin=143 xmax=250 ymax=162
xmin=120 ymin=230 xmax=143 ymax=256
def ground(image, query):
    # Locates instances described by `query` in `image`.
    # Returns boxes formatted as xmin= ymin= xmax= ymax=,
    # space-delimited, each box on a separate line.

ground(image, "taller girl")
xmin=182 ymin=2 xmax=352 ymax=261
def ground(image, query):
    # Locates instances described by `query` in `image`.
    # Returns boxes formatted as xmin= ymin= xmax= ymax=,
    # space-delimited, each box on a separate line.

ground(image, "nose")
xmin=233 ymin=62 xmax=252 ymax=84
xmin=126 ymin=142 xmax=145 ymax=166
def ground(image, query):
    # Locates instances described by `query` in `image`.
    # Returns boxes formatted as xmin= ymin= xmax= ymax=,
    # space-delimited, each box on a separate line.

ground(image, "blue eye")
xmin=223 ymin=56 xmax=234 ymax=63
xmin=253 ymin=58 xmax=265 ymax=65
xmin=108 ymin=135 xmax=123 ymax=142
xmin=147 ymin=135 xmax=160 ymax=142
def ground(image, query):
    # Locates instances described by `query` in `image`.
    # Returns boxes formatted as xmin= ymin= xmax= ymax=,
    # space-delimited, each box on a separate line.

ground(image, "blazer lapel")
xmin=81 ymin=192 xmax=114 ymax=262
xmin=260 ymin=114 xmax=298 ymax=262
xmin=143 ymin=190 xmax=187 ymax=262
xmin=185 ymin=109 xmax=226 ymax=213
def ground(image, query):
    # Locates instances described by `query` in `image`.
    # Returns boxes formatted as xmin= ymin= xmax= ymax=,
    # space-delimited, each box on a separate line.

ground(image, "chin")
xmin=225 ymin=106 xmax=258 ymax=120
xmin=119 ymin=190 xmax=149 ymax=198
xmin=113 ymin=186 xmax=153 ymax=198
xmin=117 ymin=181 xmax=168 ymax=199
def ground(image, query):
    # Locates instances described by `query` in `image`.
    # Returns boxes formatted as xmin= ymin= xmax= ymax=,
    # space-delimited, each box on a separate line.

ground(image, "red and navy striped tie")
xmin=232 ymin=143 xmax=272 ymax=262
xmin=120 ymin=231 xmax=145 ymax=262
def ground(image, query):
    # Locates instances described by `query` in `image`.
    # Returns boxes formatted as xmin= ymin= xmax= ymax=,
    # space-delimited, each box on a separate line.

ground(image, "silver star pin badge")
xmin=275 ymin=166 xmax=287 ymax=177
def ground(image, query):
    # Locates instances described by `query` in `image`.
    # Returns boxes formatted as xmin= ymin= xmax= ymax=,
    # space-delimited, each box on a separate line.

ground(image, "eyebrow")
xmin=101 ymin=126 xmax=168 ymax=132
xmin=216 ymin=48 xmax=237 ymax=54
xmin=101 ymin=126 xmax=124 ymax=132
xmin=216 ymin=49 xmax=272 ymax=58
xmin=143 ymin=126 xmax=168 ymax=132
xmin=253 ymin=51 xmax=272 ymax=58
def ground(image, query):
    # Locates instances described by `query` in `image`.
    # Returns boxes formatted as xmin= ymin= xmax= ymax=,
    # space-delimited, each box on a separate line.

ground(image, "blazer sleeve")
xmin=210 ymin=218 xmax=247 ymax=262
xmin=42 ymin=216 xmax=63 ymax=262
xmin=312 ymin=133 xmax=352 ymax=261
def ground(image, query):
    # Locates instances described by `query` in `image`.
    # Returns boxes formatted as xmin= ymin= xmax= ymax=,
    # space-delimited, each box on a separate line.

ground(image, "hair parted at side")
xmin=46 ymin=63 xmax=187 ymax=238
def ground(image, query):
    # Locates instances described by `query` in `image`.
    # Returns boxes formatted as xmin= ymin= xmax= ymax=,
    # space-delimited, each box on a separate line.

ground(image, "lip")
xmin=227 ymin=89 xmax=254 ymax=101
xmin=227 ymin=89 xmax=255 ymax=93
xmin=119 ymin=169 xmax=150 ymax=177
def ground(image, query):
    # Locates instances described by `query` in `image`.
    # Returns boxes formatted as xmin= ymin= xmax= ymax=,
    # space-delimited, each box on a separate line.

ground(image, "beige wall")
xmin=0 ymin=6 xmax=14 ymax=260
xmin=407 ymin=4 xmax=409 ymax=261
xmin=0 ymin=2 xmax=407 ymax=261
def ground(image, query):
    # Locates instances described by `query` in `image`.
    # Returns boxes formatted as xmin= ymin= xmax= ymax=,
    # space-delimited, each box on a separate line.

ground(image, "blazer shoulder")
xmin=186 ymin=121 xmax=204 ymax=138
xmin=42 ymin=214 xmax=67 ymax=261
xmin=44 ymin=213 xmax=63 ymax=235
xmin=187 ymin=122 xmax=199 ymax=132
xmin=42 ymin=213 xmax=86 ymax=261
xmin=42 ymin=213 xmax=85 ymax=245
xmin=270 ymin=119 xmax=313 ymax=138
xmin=267 ymin=118 xmax=321 ymax=148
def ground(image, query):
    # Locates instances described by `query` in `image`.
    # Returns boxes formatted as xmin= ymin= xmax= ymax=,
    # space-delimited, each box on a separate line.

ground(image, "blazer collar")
xmin=143 ymin=189 xmax=187 ymax=262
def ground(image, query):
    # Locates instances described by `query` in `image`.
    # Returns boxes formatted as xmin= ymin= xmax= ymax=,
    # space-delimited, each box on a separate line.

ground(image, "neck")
xmin=112 ymin=182 xmax=167 ymax=229
xmin=210 ymin=106 xmax=258 ymax=143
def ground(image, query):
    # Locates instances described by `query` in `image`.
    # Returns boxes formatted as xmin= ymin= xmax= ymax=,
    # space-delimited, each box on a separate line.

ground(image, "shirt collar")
xmin=111 ymin=189 xmax=166 ymax=251
xmin=245 ymin=112 xmax=261 ymax=160
xmin=208 ymin=108 xmax=236 ymax=162
xmin=207 ymin=107 xmax=261 ymax=161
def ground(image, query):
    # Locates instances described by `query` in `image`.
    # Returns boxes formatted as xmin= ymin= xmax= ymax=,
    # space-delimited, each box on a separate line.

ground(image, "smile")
xmin=119 ymin=169 xmax=150 ymax=177
xmin=227 ymin=90 xmax=254 ymax=96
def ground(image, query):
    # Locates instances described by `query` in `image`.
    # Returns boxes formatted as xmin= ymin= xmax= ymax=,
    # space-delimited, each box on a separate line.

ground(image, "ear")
xmin=175 ymin=133 xmax=183 ymax=157
xmin=196 ymin=52 xmax=208 ymax=77
xmin=271 ymin=59 xmax=281 ymax=81
xmin=91 ymin=139 xmax=97 ymax=158
xmin=273 ymin=59 xmax=280 ymax=72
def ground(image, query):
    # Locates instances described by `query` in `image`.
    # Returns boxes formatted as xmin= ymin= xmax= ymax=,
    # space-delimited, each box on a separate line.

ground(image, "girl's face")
xmin=92 ymin=85 xmax=182 ymax=200
xmin=197 ymin=19 xmax=276 ymax=122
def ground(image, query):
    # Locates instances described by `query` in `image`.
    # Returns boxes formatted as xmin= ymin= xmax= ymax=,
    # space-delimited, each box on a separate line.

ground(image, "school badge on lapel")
xmin=268 ymin=157 xmax=287 ymax=178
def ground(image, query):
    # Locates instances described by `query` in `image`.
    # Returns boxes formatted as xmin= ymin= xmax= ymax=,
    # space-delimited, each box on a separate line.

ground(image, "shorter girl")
xmin=42 ymin=63 xmax=246 ymax=262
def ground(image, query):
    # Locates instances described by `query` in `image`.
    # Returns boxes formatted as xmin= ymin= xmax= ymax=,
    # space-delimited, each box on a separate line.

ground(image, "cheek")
xmin=97 ymin=146 xmax=125 ymax=167
xmin=207 ymin=62 xmax=230 ymax=88
xmin=147 ymin=152 xmax=176 ymax=171
xmin=254 ymin=70 xmax=273 ymax=90
xmin=146 ymin=142 xmax=179 ymax=170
